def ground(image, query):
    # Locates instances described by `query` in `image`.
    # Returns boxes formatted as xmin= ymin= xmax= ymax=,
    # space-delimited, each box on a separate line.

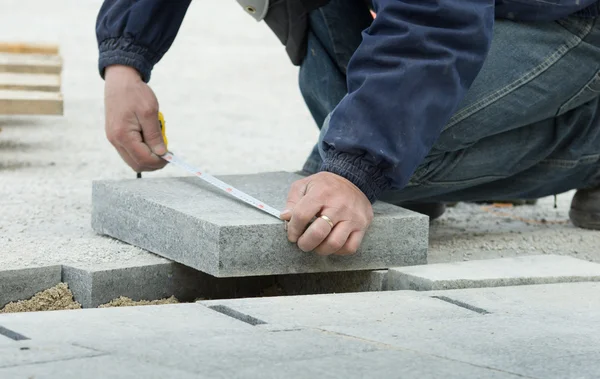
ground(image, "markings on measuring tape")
xmin=161 ymin=152 xmax=281 ymax=219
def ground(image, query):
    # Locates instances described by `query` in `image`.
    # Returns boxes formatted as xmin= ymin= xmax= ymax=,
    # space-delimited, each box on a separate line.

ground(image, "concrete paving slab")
xmin=230 ymin=350 xmax=525 ymax=379
xmin=387 ymin=255 xmax=600 ymax=291
xmin=2 ymin=0 xmax=600 ymax=308
xmin=200 ymin=290 xmax=478 ymax=328
xmin=1 ymin=283 xmax=600 ymax=378
xmin=91 ymin=172 xmax=428 ymax=277
xmin=0 ymin=303 xmax=253 ymax=343
xmin=428 ymin=282 xmax=600 ymax=318
xmin=61 ymin=262 xmax=275 ymax=308
xmin=0 ymin=355 xmax=202 ymax=379
xmin=323 ymin=315 xmax=600 ymax=379
xmin=81 ymin=329 xmax=383 ymax=377
xmin=0 ymin=341 xmax=103 ymax=369
xmin=0 ymin=266 xmax=61 ymax=308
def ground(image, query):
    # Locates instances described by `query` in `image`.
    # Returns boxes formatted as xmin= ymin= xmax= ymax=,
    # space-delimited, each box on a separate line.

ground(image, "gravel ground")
xmin=0 ymin=0 xmax=599 ymax=271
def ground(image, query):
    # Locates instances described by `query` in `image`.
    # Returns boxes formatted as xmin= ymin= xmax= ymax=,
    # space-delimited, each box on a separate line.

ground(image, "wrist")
xmin=104 ymin=65 xmax=142 ymax=81
xmin=320 ymin=150 xmax=391 ymax=203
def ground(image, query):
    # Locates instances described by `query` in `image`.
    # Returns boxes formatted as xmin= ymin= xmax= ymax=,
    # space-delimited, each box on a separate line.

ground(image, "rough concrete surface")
xmin=0 ymin=266 xmax=61 ymax=308
xmin=0 ymin=283 xmax=598 ymax=378
xmin=0 ymin=0 xmax=599 ymax=302
xmin=387 ymin=254 xmax=600 ymax=291
xmin=61 ymin=261 xmax=276 ymax=308
xmin=91 ymin=173 xmax=428 ymax=277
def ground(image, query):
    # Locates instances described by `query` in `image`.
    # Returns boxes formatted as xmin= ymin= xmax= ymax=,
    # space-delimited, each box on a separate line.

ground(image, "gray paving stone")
xmin=80 ymin=329 xmax=384 ymax=377
xmin=0 ymin=303 xmax=253 ymax=343
xmin=0 ymin=341 xmax=103 ymax=369
xmin=276 ymin=270 xmax=388 ymax=295
xmin=91 ymin=172 xmax=428 ymax=277
xmin=323 ymin=315 xmax=600 ymax=379
xmin=387 ymin=255 xmax=600 ymax=291
xmin=200 ymin=290 xmax=477 ymax=328
xmin=0 ymin=355 xmax=203 ymax=379
xmin=230 ymin=350 xmax=525 ymax=379
xmin=428 ymin=282 xmax=600 ymax=318
xmin=0 ymin=266 xmax=61 ymax=308
xmin=62 ymin=262 xmax=275 ymax=308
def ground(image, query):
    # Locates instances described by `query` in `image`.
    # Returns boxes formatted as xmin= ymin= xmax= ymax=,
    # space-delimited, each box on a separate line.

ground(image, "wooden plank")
xmin=0 ymin=53 xmax=62 ymax=74
xmin=0 ymin=73 xmax=61 ymax=92
xmin=0 ymin=90 xmax=63 ymax=115
xmin=0 ymin=43 xmax=59 ymax=55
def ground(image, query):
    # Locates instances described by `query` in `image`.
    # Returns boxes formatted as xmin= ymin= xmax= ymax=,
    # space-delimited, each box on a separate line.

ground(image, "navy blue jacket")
xmin=96 ymin=0 xmax=599 ymax=203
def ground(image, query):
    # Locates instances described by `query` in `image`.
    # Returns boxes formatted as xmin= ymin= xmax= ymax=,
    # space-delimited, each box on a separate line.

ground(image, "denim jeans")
xmin=300 ymin=0 xmax=600 ymax=204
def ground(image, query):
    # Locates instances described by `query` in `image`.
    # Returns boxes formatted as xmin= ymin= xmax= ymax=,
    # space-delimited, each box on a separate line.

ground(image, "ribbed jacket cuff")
xmin=98 ymin=38 xmax=158 ymax=82
xmin=320 ymin=151 xmax=391 ymax=203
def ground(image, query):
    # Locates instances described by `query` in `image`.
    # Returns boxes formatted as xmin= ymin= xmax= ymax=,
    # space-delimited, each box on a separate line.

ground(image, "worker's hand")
xmin=104 ymin=65 xmax=167 ymax=172
xmin=280 ymin=172 xmax=374 ymax=255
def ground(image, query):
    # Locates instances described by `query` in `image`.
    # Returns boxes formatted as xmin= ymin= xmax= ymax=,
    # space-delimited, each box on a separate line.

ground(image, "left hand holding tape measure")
xmin=103 ymin=66 xmax=373 ymax=255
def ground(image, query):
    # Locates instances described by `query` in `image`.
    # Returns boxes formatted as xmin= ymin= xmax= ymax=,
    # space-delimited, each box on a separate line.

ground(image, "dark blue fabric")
xmin=96 ymin=0 xmax=192 ymax=82
xmin=320 ymin=0 xmax=599 ymax=202
xmin=95 ymin=0 xmax=600 ymax=201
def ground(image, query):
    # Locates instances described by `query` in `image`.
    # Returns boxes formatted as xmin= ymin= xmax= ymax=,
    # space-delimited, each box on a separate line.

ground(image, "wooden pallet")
xmin=0 ymin=43 xmax=63 ymax=115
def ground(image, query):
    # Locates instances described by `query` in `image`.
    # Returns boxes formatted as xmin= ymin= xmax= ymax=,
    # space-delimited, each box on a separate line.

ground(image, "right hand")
xmin=104 ymin=65 xmax=167 ymax=172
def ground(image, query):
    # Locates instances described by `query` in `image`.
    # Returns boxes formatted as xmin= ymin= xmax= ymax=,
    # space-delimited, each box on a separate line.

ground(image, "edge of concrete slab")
xmin=386 ymin=255 xmax=600 ymax=291
xmin=0 ymin=266 xmax=62 ymax=308
xmin=90 ymin=173 xmax=429 ymax=277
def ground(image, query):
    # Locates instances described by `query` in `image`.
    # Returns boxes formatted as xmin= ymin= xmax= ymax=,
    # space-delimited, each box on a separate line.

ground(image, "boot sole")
xmin=569 ymin=209 xmax=600 ymax=230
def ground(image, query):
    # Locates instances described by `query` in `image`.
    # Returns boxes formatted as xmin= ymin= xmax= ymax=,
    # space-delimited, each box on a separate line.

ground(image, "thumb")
xmin=139 ymin=110 xmax=167 ymax=156
xmin=280 ymin=178 xmax=308 ymax=220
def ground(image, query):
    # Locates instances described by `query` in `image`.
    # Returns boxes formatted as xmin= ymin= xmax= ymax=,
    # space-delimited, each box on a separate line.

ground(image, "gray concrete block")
xmin=387 ymin=255 xmax=600 ymax=291
xmin=91 ymin=172 xmax=428 ymax=277
xmin=62 ymin=262 xmax=275 ymax=308
xmin=0 ymin=341 xmax=103 ymax=369
xmin=0 ymin=266 xmax=61 ymax=308
xmin=428 ymin=282 xmax=600 ymax=318
xmin=0 ymin=303 xmax=254 ymax=344
xmin=276 ymin=270 xmax=388 ymax=296
xmin=323 ymin=313 xmax=600 ymax=379
xmin=83 ymin=329 xmax=383 ymax=376
xmin=200 ymin=290 xmax=476 ymax=328
xmin=231 ymin=350 xmax=524 ymax=379
xmin=0 ymin=355 xmax=204 ymax=378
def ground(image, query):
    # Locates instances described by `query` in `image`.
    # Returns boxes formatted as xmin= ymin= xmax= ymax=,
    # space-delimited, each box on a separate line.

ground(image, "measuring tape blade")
xmin=160 ymin=152 xmax=281 ymax=219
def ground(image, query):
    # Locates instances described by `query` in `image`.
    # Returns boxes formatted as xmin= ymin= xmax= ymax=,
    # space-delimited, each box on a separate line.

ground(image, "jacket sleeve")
xmin=319 ymin=0 xmax=495 ymax=203
xmin=95 ymin=0 xmax=192 ymax=82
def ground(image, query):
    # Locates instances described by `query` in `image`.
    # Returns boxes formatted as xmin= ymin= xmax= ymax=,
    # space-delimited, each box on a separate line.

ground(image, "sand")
xmin=99 ymin=296 xmax=179 ymax=308
xmin=0 ymin=283 xmax=180 ymax=313
xmin=0 ymin=283 xmax=81 ymax=313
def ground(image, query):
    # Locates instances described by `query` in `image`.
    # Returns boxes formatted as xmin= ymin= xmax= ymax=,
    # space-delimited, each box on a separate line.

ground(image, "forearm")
xmin=320 ymin=0 xmax=494 ymax=202
xmin=96 ymin=0 xmax=192 ymax=82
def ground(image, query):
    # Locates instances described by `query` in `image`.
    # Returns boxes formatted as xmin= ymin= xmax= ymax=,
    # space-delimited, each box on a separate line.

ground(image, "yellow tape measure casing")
xmin=158 ymin=111 xmax=168 ymax=149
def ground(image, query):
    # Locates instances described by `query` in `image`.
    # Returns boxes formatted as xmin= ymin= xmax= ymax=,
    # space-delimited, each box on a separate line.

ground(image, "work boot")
xmin=399 ymin=202 xmax=446 ymax=221
xmin=569 ymin=186 xmax=600 ymax=230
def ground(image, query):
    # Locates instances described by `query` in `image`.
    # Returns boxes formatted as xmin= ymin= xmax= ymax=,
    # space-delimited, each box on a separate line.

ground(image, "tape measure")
xmin=138 ymin=112 xmax=281 ymax=219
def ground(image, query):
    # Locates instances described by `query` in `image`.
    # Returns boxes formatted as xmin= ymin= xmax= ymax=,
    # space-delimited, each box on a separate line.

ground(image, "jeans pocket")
xmin=556 ymin=69 xmax=600 ymax=116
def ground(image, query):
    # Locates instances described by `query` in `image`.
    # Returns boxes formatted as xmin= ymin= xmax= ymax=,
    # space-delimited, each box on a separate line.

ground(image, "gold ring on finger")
xmin=319 ymin=215 xmax=334 ymax=228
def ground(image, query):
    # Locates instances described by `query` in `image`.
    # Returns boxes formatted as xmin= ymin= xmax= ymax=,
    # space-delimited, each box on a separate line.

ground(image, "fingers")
xmin=336 ymin=230 xmax=365 ymax=256
xmin=286 ymin=195 xmax=323 ymax=243
xmin=281 ymin=180 xmax=308 ymax=221
xmin=309 ymin=220 xmax=353 ymax=255
xmin=120 ymin=128 xmax=166 ymax=171
xmin=114 ymin=145 xmax=140 ymax=172
xmin=138 ymin=108 xmax=167 ymax=156
xmin=281 ymin=172 xmax=373 ymax=255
